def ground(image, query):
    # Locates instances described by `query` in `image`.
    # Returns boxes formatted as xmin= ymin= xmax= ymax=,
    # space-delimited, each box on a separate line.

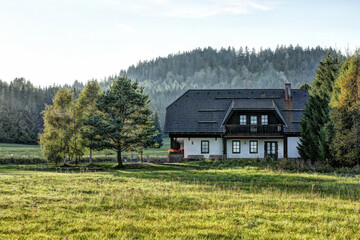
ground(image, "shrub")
xmin=0 ymin=158 xmax=47 ymax=165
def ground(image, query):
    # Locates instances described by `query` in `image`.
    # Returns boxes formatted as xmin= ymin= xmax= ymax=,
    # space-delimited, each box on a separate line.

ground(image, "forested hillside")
xmin=0 ymin=45 xmax=335 ymax=144
xmin=103 ymin=45 xmax=331 ymax=121
xmin=0 ymin=79 xmax=60 ymax=144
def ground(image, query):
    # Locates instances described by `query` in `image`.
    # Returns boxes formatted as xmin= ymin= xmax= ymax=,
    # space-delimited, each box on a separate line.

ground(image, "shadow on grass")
xmin=111 ymin=161 xmax=360 ymax=201
xmin=3 ymin=160 xmax=360 ymax=200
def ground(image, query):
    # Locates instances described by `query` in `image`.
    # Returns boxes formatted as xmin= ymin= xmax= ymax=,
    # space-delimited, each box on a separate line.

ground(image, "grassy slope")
xmin=1 ymin=162 xmax=360 ymax=239
xmin=0 ymin=138 xmax=170 ymax=159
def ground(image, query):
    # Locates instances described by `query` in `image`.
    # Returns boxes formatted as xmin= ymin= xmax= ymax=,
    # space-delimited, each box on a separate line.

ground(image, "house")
xmin=164 ymin=83 xmax=308 ymax=160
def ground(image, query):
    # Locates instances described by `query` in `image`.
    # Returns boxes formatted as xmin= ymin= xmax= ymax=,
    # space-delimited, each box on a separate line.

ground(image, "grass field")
xmin=0 ymin=138 xmax=170 ymax=160
xmin=1 ymin=161 xmax=360 ymax=239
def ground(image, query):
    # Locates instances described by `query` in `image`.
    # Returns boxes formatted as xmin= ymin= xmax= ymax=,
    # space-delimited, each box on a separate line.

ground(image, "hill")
xmin=102 ymin=45 xmax=331 ymax=122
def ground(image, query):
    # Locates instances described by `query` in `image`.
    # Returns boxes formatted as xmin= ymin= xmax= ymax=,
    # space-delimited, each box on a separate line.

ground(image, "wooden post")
xmin=284 ymin=136 xmax=288 ymax=159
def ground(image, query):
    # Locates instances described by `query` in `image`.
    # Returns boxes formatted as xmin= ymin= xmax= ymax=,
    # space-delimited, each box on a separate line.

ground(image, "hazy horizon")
xmin=0 ymin=0 xmax=359 ymax=87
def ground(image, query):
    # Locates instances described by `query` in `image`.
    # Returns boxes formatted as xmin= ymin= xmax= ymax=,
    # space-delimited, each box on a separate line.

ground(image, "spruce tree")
xmin=298 ymin=52 xmax=342 ymax=164
xmin=152 ymin=109 xmax=163 ymax=148
xmin=330 ymin=52 xmax=360 ymax=166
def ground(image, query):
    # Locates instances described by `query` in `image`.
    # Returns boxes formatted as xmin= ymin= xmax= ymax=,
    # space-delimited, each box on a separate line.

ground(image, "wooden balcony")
xmin=225 ymin=124 xmax=283 ymax=136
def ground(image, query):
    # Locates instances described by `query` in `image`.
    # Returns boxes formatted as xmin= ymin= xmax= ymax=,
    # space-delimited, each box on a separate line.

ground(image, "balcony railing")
xmin=225 ymin=124 xmax=283 ymax=135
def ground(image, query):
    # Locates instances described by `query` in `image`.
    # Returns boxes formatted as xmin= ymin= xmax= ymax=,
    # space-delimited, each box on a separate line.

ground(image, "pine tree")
xmin=330 ymin=52 xmax=360 ymax=166
xmin=298 ymin=95 xmax=329 ymax=163
xmin=152 ymin=109 xmax=163 ymax=148
xmin=297 ymin=52 xmax=342 ymax=164
xmin=84 ymin=76 xmax=156 ymax=168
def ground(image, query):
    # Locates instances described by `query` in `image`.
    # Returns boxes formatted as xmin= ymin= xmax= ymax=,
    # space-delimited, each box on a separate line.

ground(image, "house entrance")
xmin=265 ymin=141 xmax=278 ymax=159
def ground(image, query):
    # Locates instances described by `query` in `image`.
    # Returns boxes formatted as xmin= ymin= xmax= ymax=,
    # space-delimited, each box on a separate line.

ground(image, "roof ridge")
xmin=165 ymin=89 xmax=190 ymax=110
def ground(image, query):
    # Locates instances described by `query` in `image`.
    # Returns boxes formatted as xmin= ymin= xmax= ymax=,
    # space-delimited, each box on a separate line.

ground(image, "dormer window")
xmin=240 ymin=115 xmax=246 ymax=125
xmin=250 ymin=116 xmax=257 ymax=125
xmin=250 ymin=116 xmax=257 ymax=132
xmin=261 ymin=115 xmax=268 ymax=125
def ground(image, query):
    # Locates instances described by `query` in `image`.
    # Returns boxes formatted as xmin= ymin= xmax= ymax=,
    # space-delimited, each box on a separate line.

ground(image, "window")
xmin=261 ymin=115 xmax=268 ymax=125
xmin=232 ymin=141 xmax=241 ymax=153
xmin=201 ymin=140 xmax=209 ymax=154
xmin=250 ymin=116 xmax=257 ymax=132
xmin=265 ymin=142 xmax=277 ymax=157
xmin=240 ymin=115 xmax=246 ymax=125
xmin=250 ymin=116 xmax=257 ymax=125
xmin=250 ymin=141 xmax=258 ymax=153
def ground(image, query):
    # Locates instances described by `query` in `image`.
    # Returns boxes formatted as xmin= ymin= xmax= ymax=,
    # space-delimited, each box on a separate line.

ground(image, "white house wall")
xmin=177 ymin=137 xmax=302 ymax=159
xmin=178 ymin=137 xmax=223 ymax=158
xmin=226 ymin=139 xmax=284 ymax=159
xmin=287 ymin=137 xmax=300 ymax=158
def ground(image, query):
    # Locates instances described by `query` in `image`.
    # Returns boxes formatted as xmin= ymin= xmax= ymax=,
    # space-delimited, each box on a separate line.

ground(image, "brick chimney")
xmin=284 ymin=83 xmax=291 ymax=101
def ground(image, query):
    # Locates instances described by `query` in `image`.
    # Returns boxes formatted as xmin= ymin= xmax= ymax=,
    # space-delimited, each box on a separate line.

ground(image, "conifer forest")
xmin=0 ymin=45 xmax=331 ymax=144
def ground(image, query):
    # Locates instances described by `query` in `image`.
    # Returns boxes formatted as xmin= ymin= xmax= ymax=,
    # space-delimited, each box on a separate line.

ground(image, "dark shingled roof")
xmin=164 ymin=88 xmax=308 ymax=134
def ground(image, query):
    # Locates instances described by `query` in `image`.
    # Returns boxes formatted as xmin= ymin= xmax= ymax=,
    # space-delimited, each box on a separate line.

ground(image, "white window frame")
xmin=232 ymin=140 xmax=241 ymax=153
xmin=250 ymin=116 xmax=257 ymax=132
xmin=201 ymin=140 xmax=209 ymax=154
xmin=250 ymin=140 xmax=258 ymax=154
xmin=240 ymin=115 xmax=247 ymax=125
xmin=261 ymin=115 xmax=268 ymax=125
xmin=250 ymin=116 xmax=257 ymax=125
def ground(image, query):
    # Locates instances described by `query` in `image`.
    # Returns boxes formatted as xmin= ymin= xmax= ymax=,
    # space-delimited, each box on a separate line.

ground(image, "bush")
xmin=0 ymin=158 xmax=47 ymax=165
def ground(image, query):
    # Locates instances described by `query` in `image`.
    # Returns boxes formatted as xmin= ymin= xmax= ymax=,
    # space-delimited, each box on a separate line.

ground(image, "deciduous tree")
xmin=40 ymin=88 xmax=74 ymax=165
xmin=330 ymin=52 xmax=360 ymax=166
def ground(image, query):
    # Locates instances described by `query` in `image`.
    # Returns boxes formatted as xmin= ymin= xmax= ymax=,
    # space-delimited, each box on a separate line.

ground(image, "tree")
xmin=78 ymin=80 xmax=102 ymax=164
xmin=299 ymin=83 xmax=311 ymax=91
xmin=85 ymin=76 xmax=155 ymax=168
xmin=330 ymin=52 xmax=360 ymax=166
xmin=152 ymin=109 xmax=163 ymax=148
xmin=298 ymin=95 xmax=330 ymax=163
xmin=40 ymin=88 xmax=74 ymax=165
xmin=298 ymin=52 xmax=342 ymax=164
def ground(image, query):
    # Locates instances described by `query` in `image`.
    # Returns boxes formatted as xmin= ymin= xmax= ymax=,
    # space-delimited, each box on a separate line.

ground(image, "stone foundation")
xmin=167 ymin=153 xmax=184 ymax=163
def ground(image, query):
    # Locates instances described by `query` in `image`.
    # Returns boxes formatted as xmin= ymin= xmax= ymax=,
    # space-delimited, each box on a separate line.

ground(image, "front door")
xmin=265 ymin=141 xmax=278 ymax=159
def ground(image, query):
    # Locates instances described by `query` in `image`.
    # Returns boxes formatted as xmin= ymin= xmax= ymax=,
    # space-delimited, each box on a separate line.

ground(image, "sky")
xmin=0 ymin=0 xmax=359 ymax=87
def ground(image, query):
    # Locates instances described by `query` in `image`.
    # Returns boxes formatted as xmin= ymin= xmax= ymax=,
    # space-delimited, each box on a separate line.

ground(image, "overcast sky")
xmin=0 ymin=0 xmax=359 ymax=86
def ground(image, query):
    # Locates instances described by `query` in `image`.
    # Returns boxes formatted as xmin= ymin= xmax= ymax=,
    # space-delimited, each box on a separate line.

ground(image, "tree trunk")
xmin=117 ymin=150 xmax=123 ymax=167
xmin=141 ymin=150 xmax=143 ymax=163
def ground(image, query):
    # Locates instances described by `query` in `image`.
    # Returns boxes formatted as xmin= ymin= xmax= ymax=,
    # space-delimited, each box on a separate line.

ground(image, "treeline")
xmin=0 ymin=78 xmax=60 ymax=144
xmin=298 ymin=50 xmax=360 ymax=167
xmin=0 ymin=45 xmax=336 ymax=144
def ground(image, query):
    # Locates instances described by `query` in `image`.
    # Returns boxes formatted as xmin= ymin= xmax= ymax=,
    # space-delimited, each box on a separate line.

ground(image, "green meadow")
xmin=1 ymin=161 xmax=360 ymax=239
xmin=0 ymin=138 xmax=170 ymax=160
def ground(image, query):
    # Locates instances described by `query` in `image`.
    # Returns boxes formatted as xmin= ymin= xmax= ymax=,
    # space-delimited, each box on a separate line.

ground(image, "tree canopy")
xmin=84 ymin=76 xmax=156 ymax=167
xmin=330 ymin=52 xmax=360 ymax=166
xmin=298 ymin=52 xmax=342 ymax=164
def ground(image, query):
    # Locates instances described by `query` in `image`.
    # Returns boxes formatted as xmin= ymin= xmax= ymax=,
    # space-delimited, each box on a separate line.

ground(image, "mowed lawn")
xmin=0 ymin=138 xmax=170 ymax=159
xmin=1 ymin=162 xmax=360 ymax=239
